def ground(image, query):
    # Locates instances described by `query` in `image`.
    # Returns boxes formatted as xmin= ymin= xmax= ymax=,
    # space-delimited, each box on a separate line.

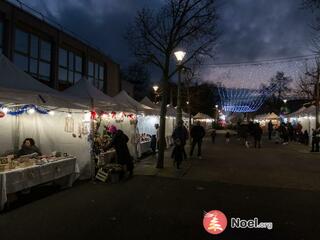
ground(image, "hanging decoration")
xmin=4 ymin=104 xmax=49 ymax=116
xmin=64 ymin=116 xmax=74 ymax=133
xmin=0 ymin=111 xmax=5 ymax=118
xmin=91 ymin=111 xmax=97 ymax=120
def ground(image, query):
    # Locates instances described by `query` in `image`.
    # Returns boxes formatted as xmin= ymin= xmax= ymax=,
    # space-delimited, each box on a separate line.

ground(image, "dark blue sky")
xmin=22 ymin=0 xmax=317 ymax=87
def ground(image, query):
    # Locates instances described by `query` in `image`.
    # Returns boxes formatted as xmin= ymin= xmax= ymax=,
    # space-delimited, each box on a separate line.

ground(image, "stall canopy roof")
xmin=114 ymin=91 xmax=154 ymax=113
xmin=255 ymin=112 xmax=279 ymax=120
xmin=0 ymin=54 xmax=78 ymax=108
xmin=193 ymin=112 xmax=212 ymax=120
xmin=63 ymin=77 xmax=124 ymax=111
xmin=140 ymin=97 xmax=160 ymax=109
xmin=286 ymin=106 xmax=307 ymax=118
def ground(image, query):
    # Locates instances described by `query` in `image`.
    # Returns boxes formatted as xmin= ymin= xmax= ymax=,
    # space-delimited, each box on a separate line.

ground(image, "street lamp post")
xmin=174 ymin=50 xmax=186 ymax=124
xmin=215 ymin=105 xmax=219 ymax=124
xmin=153 ymin=85 xmax=159 ymax=103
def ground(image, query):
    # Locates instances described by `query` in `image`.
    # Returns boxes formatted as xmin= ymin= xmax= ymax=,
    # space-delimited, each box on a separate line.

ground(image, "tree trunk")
xmin=316 ymin=77 xmax=319 ymax=129
xmin=157 ymin=60 xmax=170 ymax=169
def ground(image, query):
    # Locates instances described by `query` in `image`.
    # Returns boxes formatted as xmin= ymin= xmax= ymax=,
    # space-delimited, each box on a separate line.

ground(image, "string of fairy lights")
xmin=203 ymin=54 xmax=319 ymax=113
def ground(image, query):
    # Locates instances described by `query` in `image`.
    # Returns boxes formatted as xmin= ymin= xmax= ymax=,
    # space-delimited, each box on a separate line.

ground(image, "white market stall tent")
xmin=193 ymin=112 xmax=214 ymax=129
xmin=139 ymin=97 xmax=178 ymax=148
xmin=0 ymin=54 xmax=92 ymax=179
xmin=285 ymin=105 xmax=316 ymax=134
xmin=63 ymin=80 xmax=140 ymax=160
xmin=255 ymin=112 xmax=280 ymax=127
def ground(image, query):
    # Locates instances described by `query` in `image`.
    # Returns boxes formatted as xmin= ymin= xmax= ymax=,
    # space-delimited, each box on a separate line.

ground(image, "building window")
xmin=58 ymin=48 xmax=82 ymax=84
xmin=0 ymin=21 xmax=3 ymax=53
xmin=13 ymin=28 xmax=52 ymax=82
xmin=88 ymin=60 xmax=105 ymax=91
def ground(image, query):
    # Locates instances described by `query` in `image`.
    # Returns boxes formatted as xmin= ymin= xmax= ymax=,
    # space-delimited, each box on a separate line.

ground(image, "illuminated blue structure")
xmin=218 ymin=85 xmax=277 ymax=112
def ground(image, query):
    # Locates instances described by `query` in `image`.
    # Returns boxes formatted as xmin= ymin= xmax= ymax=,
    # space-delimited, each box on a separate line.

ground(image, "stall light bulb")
xmin=48 ymin=111 xmax=55 ymax=116
xmin=28 ymin=108 xmax=35 ymax=114
xmin=67 ymin=113 xmax=72 ymax=117
xmin=2 ymin=107 xmax=8 ymax=113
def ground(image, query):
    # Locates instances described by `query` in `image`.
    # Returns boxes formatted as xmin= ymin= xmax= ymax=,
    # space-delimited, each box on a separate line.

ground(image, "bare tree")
xmin=303 ymin=59 xmax=320 ymax=128
xmin=295 ymin=74 xmax=316 ymax=99
xmin=126 ymin=0 xmax=219 ymax=168
xmin=269 ymin=71 xmax=293 ymax=100
xmin=182 ymin=64 xmax=200 ymax=131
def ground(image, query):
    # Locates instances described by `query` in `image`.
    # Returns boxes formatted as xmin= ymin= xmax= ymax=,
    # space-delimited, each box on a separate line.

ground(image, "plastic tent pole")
xmin=90 ymin=97 xmax=96 ymax=180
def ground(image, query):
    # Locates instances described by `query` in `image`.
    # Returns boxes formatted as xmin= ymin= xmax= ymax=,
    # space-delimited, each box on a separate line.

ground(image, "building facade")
xmin=0 ymin=0 xmax=121 ymax=96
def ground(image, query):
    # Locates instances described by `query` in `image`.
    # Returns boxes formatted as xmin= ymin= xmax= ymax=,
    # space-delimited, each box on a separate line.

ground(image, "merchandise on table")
xmin=139 ymin=133 xmax=151 ymax=143
xmin=0 ymin=152 xmax=73 ymax=172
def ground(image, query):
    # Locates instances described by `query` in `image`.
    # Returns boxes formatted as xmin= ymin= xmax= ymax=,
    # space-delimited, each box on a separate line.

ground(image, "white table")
xmin=137 ymin=141 xmax=151 ymax=158
xmin=0 ymin=157 xmax=79 ymax=210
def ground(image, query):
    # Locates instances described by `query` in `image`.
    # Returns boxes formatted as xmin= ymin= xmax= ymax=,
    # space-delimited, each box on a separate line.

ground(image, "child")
xmin=225 ymin=131 xmax=230 ymax=143
xmin=171 ymin=139 xmax=183 ymax=169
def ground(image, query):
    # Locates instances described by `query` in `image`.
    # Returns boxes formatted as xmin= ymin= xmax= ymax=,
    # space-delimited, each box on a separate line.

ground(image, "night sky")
xmin=23 ymin=0 xmax=317 ymax=89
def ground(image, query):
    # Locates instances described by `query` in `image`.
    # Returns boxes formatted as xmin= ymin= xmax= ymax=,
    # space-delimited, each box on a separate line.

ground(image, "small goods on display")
xmin=0 ymin=152 xmax=72 ymax=173
xmin=139 ymin=133 xmax=151 ymax=143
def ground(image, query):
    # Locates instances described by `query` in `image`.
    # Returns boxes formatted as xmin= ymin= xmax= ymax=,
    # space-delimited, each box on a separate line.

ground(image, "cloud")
xmin=215 ymin=0 xmax=314 ymax=63
xmin=22 ymin=0 xmax=317 ymax=87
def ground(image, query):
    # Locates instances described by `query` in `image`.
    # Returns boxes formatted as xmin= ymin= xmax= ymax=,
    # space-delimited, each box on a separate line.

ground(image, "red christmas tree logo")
xmin=203 ymin=210 xmax=227 ymax=235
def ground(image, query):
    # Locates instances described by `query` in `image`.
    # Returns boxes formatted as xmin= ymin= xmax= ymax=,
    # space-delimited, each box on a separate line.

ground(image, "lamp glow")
xmin=28 ymin=108 xmax=35 ymax=114
xmin=174 ymin=50 xmax=186 ymax=62
xmin=2 ymin=107 xmax=8 ymax=113
xmin=48 ymin=110 xmax=55 ymax=116
xmin=283 ymin=99 xmax=287 ymax=104
xmin=153 ymin=85 xmax=159 ymax=92
xmin=67 ymin=113 xmax=72 ymax=118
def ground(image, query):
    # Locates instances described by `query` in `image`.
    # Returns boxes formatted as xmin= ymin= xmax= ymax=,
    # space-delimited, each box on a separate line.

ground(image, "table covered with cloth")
xmin=137 ymin=141 xmax=152 ymax=158
xmin=0 ymin=157 xmax=79 ymax=210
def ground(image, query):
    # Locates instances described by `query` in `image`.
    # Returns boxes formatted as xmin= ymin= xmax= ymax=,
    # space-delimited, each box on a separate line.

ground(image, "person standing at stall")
xmin=105 ymin=130 xmax=134 ymax=177
xmin=17 ymin=138 xmax=42 ymax=157
xmin=190 ymin=121 xmax=205 ymax=159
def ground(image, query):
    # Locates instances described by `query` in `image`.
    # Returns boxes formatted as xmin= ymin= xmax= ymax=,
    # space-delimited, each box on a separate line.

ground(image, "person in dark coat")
xmin=311 ymin=128 xmax=320 ymax=152
xmin=17 ymin=138 xmax=42 ymax=157
xmin=303 ymin=130 xmax=309 ymax=146
xmin=288 ymin=123 xmax=294 ymax=142
xmin=268 ymin=120 xmax=273 ymax=140
xmin=253 ymin=123 xmax=263 ymax=148
xmin=105 ymin=130 xmax=133 ymax=176
xmin=172 ymin=120 xmax=189 ymax=159
xmin=171 ymin=139 xmax=183 ymax=169
xmin=190 ymin=121 xmax=205 ymax=158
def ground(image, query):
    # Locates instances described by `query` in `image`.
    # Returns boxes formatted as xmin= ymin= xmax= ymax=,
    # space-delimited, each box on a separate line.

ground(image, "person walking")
xmin=253 ymin=123 xmax=263 ymax=148
xmin=311 ymin=128 xmax=320 ymax=152
xmin=172 ymin=120 xmax=189 ymax=160
xmin=190 ymin=121 xmax=206 ymax=159
xmin=268 ymin=120 xmax=273 ymax=140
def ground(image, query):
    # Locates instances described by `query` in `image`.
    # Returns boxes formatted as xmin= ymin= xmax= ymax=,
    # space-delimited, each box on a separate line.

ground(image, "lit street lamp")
xmin=214 ymin=105 xmax=219 ymax=124
xmin=153 ymin=85 xmax=159 ymax=92
xmin=283 ymin=99 xmax=287 ymax=104
xmin=153 ymin=85 xmax=159 ymax=103
xmin=174 ymin=50 xmax=186 ymax=123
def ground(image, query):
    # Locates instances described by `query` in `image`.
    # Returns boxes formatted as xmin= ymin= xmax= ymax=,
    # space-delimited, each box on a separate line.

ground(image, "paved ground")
xmin=1 ymin=133 xmax=320 ymax=239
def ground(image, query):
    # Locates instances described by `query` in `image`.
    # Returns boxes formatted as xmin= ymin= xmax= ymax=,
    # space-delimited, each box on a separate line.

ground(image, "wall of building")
xmin=0 ymin=0 xmax=121 ymax=96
